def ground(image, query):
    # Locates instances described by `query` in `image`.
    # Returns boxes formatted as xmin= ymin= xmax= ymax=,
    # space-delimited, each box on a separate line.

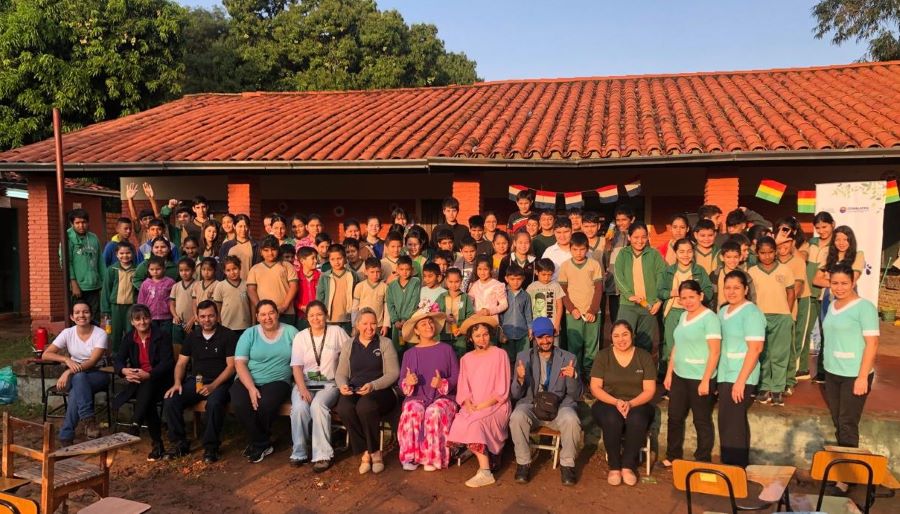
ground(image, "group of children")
xmin=80 ymin=185 xmax=862 ymax=412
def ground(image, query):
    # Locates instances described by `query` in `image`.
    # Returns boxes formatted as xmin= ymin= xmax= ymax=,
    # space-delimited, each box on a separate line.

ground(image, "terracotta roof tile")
xmin=2 ymin=62 xmax=899 ymax=167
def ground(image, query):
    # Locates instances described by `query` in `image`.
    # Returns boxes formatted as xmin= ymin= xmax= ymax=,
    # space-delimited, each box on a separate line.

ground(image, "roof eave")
xmin=2 ymin=147 xmax=899 ymax=175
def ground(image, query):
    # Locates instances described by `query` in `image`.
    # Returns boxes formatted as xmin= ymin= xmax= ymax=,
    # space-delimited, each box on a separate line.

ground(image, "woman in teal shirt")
xmin=822 ymin=264 xmax=879 ymax=448
xmin=231 ymin=300 xmax=299 ymax=463
xmin=716 ymin=271 xmax=766 ymax=467
xmin=663 ymin=280 xmax=721 ymax=466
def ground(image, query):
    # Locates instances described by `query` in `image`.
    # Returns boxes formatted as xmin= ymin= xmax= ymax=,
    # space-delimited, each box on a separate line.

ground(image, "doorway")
xmin=0 ymin=208 xmax=19 ymax=313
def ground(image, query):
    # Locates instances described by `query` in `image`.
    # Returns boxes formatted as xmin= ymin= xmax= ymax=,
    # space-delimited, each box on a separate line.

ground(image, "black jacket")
xmin=113 ymin=327 xmax=174 ymax=408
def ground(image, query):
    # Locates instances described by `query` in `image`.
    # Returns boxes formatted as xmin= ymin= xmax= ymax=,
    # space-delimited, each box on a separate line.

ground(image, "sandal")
xmin=371 ymin=453 xmax=385 ymax=474
xmin=359 ymin=452 xmax=371 ymax=475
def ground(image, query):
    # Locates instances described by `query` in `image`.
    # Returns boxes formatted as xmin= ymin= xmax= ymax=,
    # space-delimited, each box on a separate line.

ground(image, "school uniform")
xmin=352 ymin=280 xmax=390 ymax=330
xmin=694 ymin=246 xmax=721 ymax=276
xmin=218 ymin=239 xmax=260 ymax=281
xmin=437 ymin=291 xmax=475 ymax=358
xmin=613 ymin=247 xmax=666 ymax=354
xmin=717 ymin=302 xmax=766 ymax=466
xmin=386 ymin=277 xmax=422 ymax=352
xmin=433 ymin=222 xmax=470 ymax=250
xmin=559 ymin=258 xmax=603 ymax=374
xmin=602 ymin=230 xmax=629 ymax=323
xmin=781 ymin=255 xmax=813 ymax=388
xmin=247 ymin=260 xmax=299 ymax=324
xmin=66 ymin=227 xmax=105 ymax=323
xmin=666 ymin=309 xmax=721 ymax=463
xmin=822 ymin=298 xmax=879 ymax=447
xmin=213 ymin=278 xmax=252 ymax=332
xmin=101 ymin=262 xmax=136 ymax=353
xmin=500 ymin=289 xmax=533 ymax=363
xmin=316 ymin=268 xmax=358 ymax=334
xmin=711 ymin=266 xmax=755 ymax=310
xmin=295 ymin=269 xmax=321 ymax=331
xmin=169 ymin=280 xmax=196 ymax=345
xmin=380 ymin=256 xmax=400 ymax=284
xmin=747 ymin=262 xmax=795 ymax=395
xmin=132 ymin=259 xmax=179 ymax=289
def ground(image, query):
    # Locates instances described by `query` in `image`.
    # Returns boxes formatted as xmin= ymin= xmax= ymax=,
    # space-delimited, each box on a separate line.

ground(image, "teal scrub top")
xmin=822 ymin=298 xmax=879 ymax=378
xmin=717 ymin=301 xmax=766 ymax=385
xmin=235 ymin=324 xmax=298 ymax=385
xmin=673 ymin=308 xmax=721 ymax=380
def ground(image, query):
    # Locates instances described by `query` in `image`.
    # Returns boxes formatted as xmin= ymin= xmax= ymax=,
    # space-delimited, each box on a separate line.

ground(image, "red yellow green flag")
xmin=756 ymin=179 xmax=787 ymax=204
xmin=886 ymin=179 xmax=899 ymax=204
xmin=797 ymin=190 xmax=816 ymax=213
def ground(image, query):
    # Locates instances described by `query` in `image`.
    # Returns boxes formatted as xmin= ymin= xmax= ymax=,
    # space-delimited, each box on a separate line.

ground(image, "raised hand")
xmin=404 ymin=367 xmax=418 ymax=388
xmin=560 ymin=359 xmax=576 ymax=379
xmin=431 ymin=369 xmax=442 ymax=389
xmin=142 ymin=182 xmax=155 ymax=199
xmin=125 ymin=182 xmax=139 ymax=200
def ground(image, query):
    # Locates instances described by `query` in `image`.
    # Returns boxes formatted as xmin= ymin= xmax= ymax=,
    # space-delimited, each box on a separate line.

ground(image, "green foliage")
xmin=0 ymin=0 xmax=187 ymax=150
xmin=813 ymin=0 xmax=900 ymax=61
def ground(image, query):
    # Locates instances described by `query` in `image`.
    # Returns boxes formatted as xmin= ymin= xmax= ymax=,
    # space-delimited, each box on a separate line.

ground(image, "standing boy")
xmin=247 ymin=236 xmax=299 ymax=325
xmin=601 ymin=204 xmax=634 ymax=324
xmin=693 ymin=219 xmax=721 ymax=275
xmin=580 ymin=212 xmax=605 ymax=265
xmin=542 ymin=217 xmax=573 ymax=281
xmin=526 ymin=259 xmax=566 ymax=345
xmin=468 ymin=215 xmax=493 ymax=256
xmin=507 ymin=190 xmax=534 ymax=233
xmin=364 ymin=215 xmax=385 ymax=260
xmin=213 ymin=256 xmax=252 ymax=334
xmin=559 ymin=233 xmax=604 ymax=374
xmin=433 ymin=197 xmax=469 ymax=249
xmin=103 ymin=217 xmax=137 ymax=267
xmin=66 ymin=209 xmax=105 ymax=323
xmin=316 ymin=244 xmax=358 ymax=335
xmin=419 ymin=262 xmax=447 ymax=304
xmin=531 ymin=210 xmax=557 ymax=258
xmin=380 ymin=231 xmax=404 ymax=284
xmin=101 ymin=241 xmax=136 ymax=352
xmin=352 ymin=257 xmax=390 ymax=336
xmin=453 ymin=237 xmax=478 ymax=292
xmin=294 ymin=246 xmax=320 ymax=331
xmin=500 ymin=265 xmax=533 ymax=363
xmin=386 ymin=256 xmax=421 ymax=352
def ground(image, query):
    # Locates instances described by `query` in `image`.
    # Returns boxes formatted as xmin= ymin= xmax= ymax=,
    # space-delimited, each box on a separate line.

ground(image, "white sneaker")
xmin=402 ymin=462 xmax=419 ymax=471
xmin=465 ymin=469 xmax=495 ymax=488
xmin=423 ymin=464 xmax=437 ymax=472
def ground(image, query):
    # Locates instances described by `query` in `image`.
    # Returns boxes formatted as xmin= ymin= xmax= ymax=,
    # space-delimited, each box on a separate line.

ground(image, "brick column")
xmin=452 ymin=173 xmax=482 ymax=223
xmin=28 ymin=175 xmax=67 ymax=331
xmin=704 ymin=170 xmax=739 ymax=227
xmin=227 ymin=175 xmax=263 ymax=235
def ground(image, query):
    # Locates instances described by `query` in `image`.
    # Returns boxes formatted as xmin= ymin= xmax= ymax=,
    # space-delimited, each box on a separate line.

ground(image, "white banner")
xmin=815 ymin=181 xmax=884 ymax=307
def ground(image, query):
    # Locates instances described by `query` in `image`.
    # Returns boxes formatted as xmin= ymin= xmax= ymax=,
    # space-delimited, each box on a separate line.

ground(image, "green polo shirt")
xmin=717 ymin=302 xmax=766 ymax=385
xmin=672 ymin=308 xmax=721 ymax=380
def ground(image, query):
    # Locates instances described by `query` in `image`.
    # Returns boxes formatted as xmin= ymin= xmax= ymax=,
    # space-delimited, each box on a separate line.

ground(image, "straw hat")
xmin=401 ymin=309 xmax=447 ymax=344
xmin=457 ymin=315 xmax=499 ymax=338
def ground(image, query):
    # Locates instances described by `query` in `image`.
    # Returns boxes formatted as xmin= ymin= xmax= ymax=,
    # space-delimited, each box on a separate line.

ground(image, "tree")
xmin=181 ymin=7 xmax=243 ymax=94
xmin=813 ymin=0 xmax=900 ymax=61
xmin=0 ymin=0 xmax=187 ymax=150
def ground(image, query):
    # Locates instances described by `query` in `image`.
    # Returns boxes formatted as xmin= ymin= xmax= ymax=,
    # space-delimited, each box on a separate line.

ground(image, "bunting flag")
xmin=508 ymin=184 xmax=528 ymax=202
xmin=756 ymin=179 xmax=787 ymax=204
xmin=564 ymin=192 xmax=584 ymax=209
xmin=534 ymin=190 xmax=557 ymax=209
xmin=797 ymin=190 xmax=816 ymax=213
xmin=596 ymin=185 xmax=619 ymax=204
xmin=624 ymin=177 xmax=642 ymax=197
xmin=887 ymin=179 xmax=899 ymax=204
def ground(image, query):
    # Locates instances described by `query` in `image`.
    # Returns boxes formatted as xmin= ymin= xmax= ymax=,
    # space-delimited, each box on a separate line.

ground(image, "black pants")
xmin=163 ymin=376 xmax=231 ymax=450
xmin=666 ymin=374 xmax=715 ymax=462
xmin=717 ymin=382 xmax=756 ymax=467
xmin=335 ymin=388 xmax=397 ymax=455
xmin=133 ymin=379 xmax=166 ymax=443
xmin=592 ymin=401 xmax=653 ymax=471
xmin=230 ymin=380 xmax=291 ymax=451
xmin=824 ymin=372 xmax=873 ymax=448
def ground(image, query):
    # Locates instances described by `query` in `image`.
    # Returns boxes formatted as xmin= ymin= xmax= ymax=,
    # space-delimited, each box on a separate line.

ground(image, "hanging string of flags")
xmin=508 ymin=178 xmax=642 ymax=210
xmin=755 ymin=178 xmax=899 ymax=212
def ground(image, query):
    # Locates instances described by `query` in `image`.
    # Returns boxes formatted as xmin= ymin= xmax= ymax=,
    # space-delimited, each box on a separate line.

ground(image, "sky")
xmin=179 ymin=0 xmax=869 ymax=82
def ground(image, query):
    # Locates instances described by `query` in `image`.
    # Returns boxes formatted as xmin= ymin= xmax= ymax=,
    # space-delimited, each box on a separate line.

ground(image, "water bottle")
xmin=195 ymin=375 xmax=203 ymax=393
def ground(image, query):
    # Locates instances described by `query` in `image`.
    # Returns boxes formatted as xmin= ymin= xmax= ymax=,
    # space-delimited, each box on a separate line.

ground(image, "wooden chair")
xmin=2 ymin=413 xmax=106 ymax=514
xmin=0 ymin=492 xmax=38 ymax=514
xmin=790 ymin=449 xmax=891 ymax=514
xmin=672 ymin=459 xmax=795 ymax=513
xmin=529 ymin=426 xmax=561 ymax=469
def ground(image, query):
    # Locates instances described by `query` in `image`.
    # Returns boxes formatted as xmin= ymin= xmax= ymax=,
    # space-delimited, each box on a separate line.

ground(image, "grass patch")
xmin=0 ymin=336 xmax=33 ymax=368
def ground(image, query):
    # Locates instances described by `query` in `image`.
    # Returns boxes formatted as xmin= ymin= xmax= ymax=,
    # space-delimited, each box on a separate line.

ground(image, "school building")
xmin=1 ymin=61 xmax=899 ymax=330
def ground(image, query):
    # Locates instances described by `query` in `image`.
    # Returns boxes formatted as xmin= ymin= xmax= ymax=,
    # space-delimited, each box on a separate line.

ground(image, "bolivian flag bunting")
xmin=886 ymin=180 xmax=899 ymax=204
xmin=624 ymin=177 xmax=642 ymax=197
xmin=596 ymin=185 xmax=619 ymax=204
xmin=797 ymin=190 xmax=816 ymax=213
xmin=534 ymin=190 xmax=557 ymax=209
xmin=508 ymin=184 xmax=528 ymax=202
xmin=756 ymin=179 xmax=786 ymax=204
xmin=564 ymin=192 xmax=584 ymax=209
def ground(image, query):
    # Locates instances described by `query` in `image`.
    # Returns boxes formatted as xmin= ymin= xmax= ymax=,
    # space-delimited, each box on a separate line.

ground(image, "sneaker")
xmin=147 ymin=442 xmax=165 ymax=462
xmin=402 ymin=462 xmax=419 ymax=471
xmin=248 ymin=445 xmax=273 ymax=464
xmin=203 ymin=448 xmax=219 ymax=464
xmin=796 ymin=370 xmax=811 ymax=381
xmin=772 ymin=392 xmax=784 ymax=407
xmin=514 ymin=464 xmax=530 ymax=484
xmin=756 ymin=391 xmax=772 ymax=404
xmin=289 ymin=457 xmax=309 ymax=467
xmin=163 ymin=444 xmax=190 ymax=460
xmin=465 ymin=469 xmax=496 ymax=488
xmin=561 ymin=466 xmax=577 ymax=486
xmin=783 ymin=386 xmax=794 ymax=397
xmin=312 ymin=460 xmax=332 ymax=473
xmin=82 ymin=416 xmax=100 ymax=439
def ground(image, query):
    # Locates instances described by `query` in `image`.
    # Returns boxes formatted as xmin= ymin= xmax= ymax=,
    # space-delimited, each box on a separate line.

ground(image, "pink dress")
xmin=447 ymin=346 xmax=511 ymax=455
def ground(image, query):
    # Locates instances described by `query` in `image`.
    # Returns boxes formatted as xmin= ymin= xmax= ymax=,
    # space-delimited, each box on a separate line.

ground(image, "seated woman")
xmin=231 ymin=300 xmax=298 ymax=463
xmin=335 ymin=307 xmax=400 ymax=475
xmin=397 ymin=306 xmax=460 ymax=471
xmin=42 ymin=299 xmax=109 ymax=445
xmin=289 ymin=300 xmax=350 ymax=472
xmin=113 ymin=304 xmax=175 ymax=461
xmin=589 ymin=320 xmax=656 ymax=486
xmin=447 ymin=315 xmax=511 ymax=488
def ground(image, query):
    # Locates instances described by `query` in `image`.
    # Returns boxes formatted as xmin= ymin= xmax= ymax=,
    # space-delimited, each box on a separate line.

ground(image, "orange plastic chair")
xmin=0 ymin=492 xmax=38 ymax=514
xmin=673 ymin=459 xmax=790 ymax=513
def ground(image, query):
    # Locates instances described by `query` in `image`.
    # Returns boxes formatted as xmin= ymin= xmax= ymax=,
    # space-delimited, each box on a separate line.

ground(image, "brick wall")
xmin=704 ymin=172 xmax=739 ymax=228
xmin=452 ymin=174 xmax=482 ymax=224
xmin=27 ymin=176 xmax=66 ymax=329
xmin=228 ymin=175 xmax=263 ymax=234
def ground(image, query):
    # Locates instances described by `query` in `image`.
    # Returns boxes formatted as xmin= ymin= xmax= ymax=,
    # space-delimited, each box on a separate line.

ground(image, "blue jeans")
xmin=289 ymin=384 xmax=340 ymax=462
xmin=60 ymin=370 xmax=109 ymax=441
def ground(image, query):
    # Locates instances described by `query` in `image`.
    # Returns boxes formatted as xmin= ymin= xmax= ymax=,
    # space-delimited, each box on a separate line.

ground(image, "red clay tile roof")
xmin=0 ymin=172 xmax=118 ymax=196
xmin=1 ymin=61 xmax=899 ymax=166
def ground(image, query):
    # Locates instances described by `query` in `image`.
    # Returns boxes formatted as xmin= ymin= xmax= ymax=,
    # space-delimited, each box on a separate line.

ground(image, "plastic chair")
xmin=790 ymin=449 xmax=890 ymax=514
xmin=672 ymin=459 xmax=793 ymax=514
xmin=0 ymin=492 xmax=38 ymax=514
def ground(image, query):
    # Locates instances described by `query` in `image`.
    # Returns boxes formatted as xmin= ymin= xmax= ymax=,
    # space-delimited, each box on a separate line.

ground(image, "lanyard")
xmin=311 ymin=328 xmax=326 ymax=368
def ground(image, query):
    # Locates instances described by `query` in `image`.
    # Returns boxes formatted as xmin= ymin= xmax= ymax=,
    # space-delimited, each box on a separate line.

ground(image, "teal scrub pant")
xmin=760 ymin=314 xmax=794 ymax=393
